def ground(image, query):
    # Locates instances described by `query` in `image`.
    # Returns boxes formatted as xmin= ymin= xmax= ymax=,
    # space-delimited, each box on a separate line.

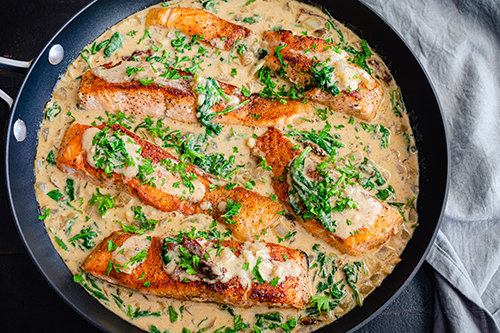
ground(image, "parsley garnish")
xmin=88 ymin=187 xmax=116 ymax=218
xmin=252 ymin=256 xmax=266 ymax=284
xmin=126 ymin=66 xmax=144 ymax=76
xmin=221 ymin=199 xmax=241 ymax=224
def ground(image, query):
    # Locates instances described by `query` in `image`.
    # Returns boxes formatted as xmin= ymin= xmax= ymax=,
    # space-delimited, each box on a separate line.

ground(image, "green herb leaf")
xmin=139 ymin=78 xmax=155 ymax=86
xmin=270 ymin=276 xmax=280 ymax=287
xmin=252 ymin=256 xmax=266 ymax=284
xmin=103 ymin=32 xmax=122 ymax=58
xmin=38 ymin=208 xmax=50 ymax=220
xmin=47 ymin=189 xmax=63 ymax=202
xmin=46 ymin=150 xmax=56 ymax=165
xmin=344 ymin=263 xmax=363 ymax=306
xmin=65 ymin=178 xmax=76 ymax=201
xmin=344 ymin=39 xmax=373 ymax=74
xmin=68 ymin=226 xmax=97 ymax=250
xmin=168 ymin=305 xmax=179 ymax=322
xmin=221 ymin=199 xmax=242 ymax=224
xmin=108 ymin=240 xmax=118 ymax=252
xmin=44 ymin=102 xmax=61 ymax=121
xmin=126 ymin=66 xmax=144 ymax=76
xmin=242 ymin=14 xmax=262 ymax=24
xmin=88 ymin=187 xmax=116 ymax=218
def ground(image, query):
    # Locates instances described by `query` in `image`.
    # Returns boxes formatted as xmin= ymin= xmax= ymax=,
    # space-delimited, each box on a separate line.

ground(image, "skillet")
xmin=2 ymin=0 xmax=448 ymax=332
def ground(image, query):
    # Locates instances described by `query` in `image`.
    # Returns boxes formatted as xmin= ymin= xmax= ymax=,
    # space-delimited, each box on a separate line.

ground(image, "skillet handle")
xmin=0 ymin=56 xmax=31 ymax=108
xmin=0 ymin=56 xmax=31 ymax=74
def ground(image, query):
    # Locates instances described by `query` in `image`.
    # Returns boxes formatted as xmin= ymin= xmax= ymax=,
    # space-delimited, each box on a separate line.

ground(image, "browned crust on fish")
xmin=263 ymin=30 xmax=383 ymax=121
xmin=82 ymin=231 xmax=310 ymax=308
xmin=78 ymin=61 xmax=312 ymax=127
xmin=251 ymin=127 xmax=401 ymax=255
xmin=56 ymin=123 xmax=283 ymax=241
xmin=212 ymin=81 xmax=312 ymax=127
xmin=146 ymin=7 xmax=251 ymax=51
xmin=77 ymin=69 xmax=196 ymax=120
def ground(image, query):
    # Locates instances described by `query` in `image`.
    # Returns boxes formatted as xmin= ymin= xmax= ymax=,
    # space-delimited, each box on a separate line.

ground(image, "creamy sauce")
xmin=93 ymin=61 xmax=190 ymax=91
xmin=34 ymin=0 xmax=419 ymax=332
xmin=164 ymin=241 xmax=301 ymax=289
xmin=298 ymin=157 xmax=384 ymax=239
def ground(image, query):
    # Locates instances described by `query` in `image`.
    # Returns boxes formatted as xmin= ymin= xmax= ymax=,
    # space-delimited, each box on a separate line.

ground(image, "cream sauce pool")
xmin=34 ymin=0 xmax=419 ymax=332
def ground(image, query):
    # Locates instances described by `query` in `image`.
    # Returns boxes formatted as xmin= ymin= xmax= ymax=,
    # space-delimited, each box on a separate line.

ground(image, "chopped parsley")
xmin=126 ymin=66 xmax=144 ymax=76
xmin=361 ymin=122 xmax=390 ymax=148
xmin=91 ymin=127 xmax=137 ymax=176
xmin=344 ymin=39 xmax=373 ymax=74
xmin=221 ymin=199 xmax=242 ymax=224
xmin=252 ymin=256 xmax=266 ymax=284
xmin=88 ymin=187 xmax=117 ymax=218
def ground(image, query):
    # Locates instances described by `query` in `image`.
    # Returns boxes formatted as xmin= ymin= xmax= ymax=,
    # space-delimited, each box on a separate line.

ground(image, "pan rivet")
xmin=48 ymin=44 xmax=64 ymax=65
xmin=13 ymin=119 xmax=26 ymax=142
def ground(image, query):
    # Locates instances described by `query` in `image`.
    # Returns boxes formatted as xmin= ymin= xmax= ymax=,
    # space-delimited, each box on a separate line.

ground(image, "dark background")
xmin=0 ymin=0 xmax=435 ymax=332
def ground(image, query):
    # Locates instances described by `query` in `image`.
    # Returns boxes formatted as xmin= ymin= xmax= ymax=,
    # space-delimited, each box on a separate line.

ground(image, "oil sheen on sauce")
xmin=34 ymin=0 xmax=419 ymax=332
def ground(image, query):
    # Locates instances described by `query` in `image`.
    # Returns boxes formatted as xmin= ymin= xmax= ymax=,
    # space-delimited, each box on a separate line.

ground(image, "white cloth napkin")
xmin=362 ymin=0 xmax=500 ymax=331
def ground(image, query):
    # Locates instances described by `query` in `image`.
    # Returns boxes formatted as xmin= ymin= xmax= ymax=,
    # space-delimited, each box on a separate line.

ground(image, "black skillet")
xmin=3 ymin=0 xmax=448 ymax=332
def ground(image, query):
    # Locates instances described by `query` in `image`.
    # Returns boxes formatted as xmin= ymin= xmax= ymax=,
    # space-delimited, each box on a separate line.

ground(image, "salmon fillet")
xmin=77 ymin=61 xmax=312 ymax=127
xmin=250 ymin=127 xmax=401 ymax=255
xmin=262 ymin=30 xmax=384 ymax=121
xmin=82 ymin=231 xmax=310 ymax=308
xmin=210 ymin=80 xmax=311 ymax=127
xmin=56 ymin=123 xmax=284 ymax=241
xmin=78 ymin=65 xmax=196 ymax=122
xmin=146 ymin=7 xmax=251 ymax=51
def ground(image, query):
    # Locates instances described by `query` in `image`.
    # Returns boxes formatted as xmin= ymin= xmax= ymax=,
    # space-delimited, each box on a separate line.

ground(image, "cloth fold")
xmin=363 ymin=0 xmax=500 ymax=331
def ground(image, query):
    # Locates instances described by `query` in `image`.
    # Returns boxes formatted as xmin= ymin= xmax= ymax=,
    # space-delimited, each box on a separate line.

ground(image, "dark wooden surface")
xmin=0 ymin=0 xmax=435 ymax=332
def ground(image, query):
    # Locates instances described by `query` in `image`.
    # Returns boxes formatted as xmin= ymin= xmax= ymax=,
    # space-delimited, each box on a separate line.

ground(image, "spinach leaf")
xmin=287 ymin=121 xmax=344 ymax=157
xmin=68 ymin=226 xmax=97 ymax=250
xmin=344 ymin=39 xmax=373 ymax=74
xmin=103 ymin=32 xmax=122 ymax=58
xmin=343 ymin=262 xmax=363 ymax=306
xmin=308 ymin=63 xmax=340 ymax=97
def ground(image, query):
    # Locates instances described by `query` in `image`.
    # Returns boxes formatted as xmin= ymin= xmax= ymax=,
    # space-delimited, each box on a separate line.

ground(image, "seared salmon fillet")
xmin=262 ymin=30 xmax=383 ymax=121
xmin=77 ymin=61 xmax=312 ymax=127
xmin=146 ymin=7 xmax=251 ymax=51
xmin=209 ymin=79 xmax=311 ymax=127
xmin=82 ymin=231 xmax=310 ymax=308
xmin=78 ymin=63 xmax=196 ymax=121
xmin=250 ymin=127 xmax=401 ymax=255
xmin=56 ymin=123 xmax=283 ymax=241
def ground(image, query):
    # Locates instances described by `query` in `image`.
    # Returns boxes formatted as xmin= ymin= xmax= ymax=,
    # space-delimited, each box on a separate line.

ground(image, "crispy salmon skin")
xmin=251 ymin=127 xmax=401 ymax=255
xmin=56 ymin=123 xmax=284 ymax=241
xmin=146 ymin=7 xmax=251 ymax=51
xmin=82 ymin=231 xmax=310 ymax=308
xmin=263 ymin=30 xmax=384 ymax=121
